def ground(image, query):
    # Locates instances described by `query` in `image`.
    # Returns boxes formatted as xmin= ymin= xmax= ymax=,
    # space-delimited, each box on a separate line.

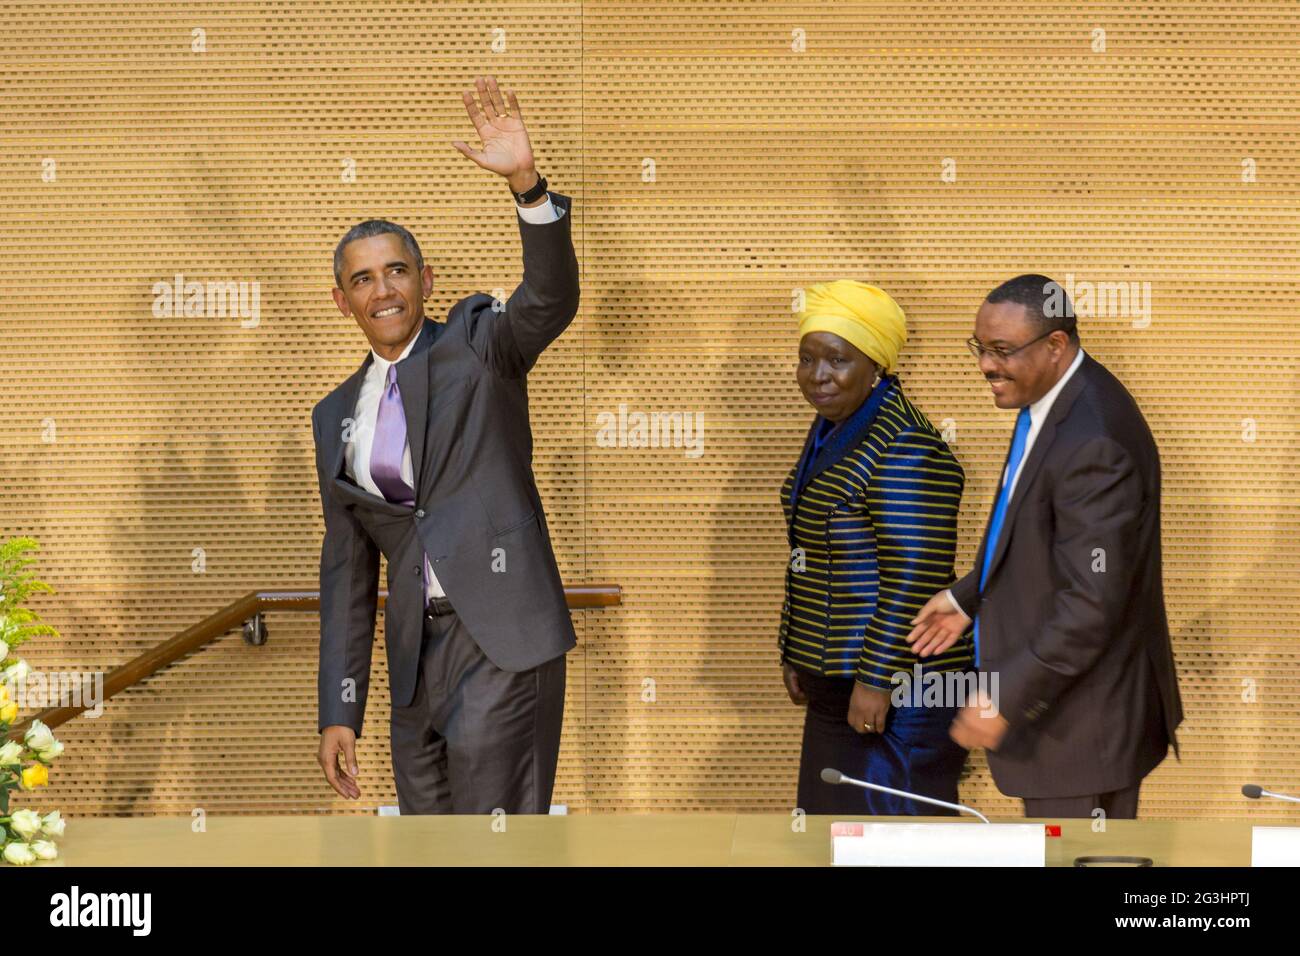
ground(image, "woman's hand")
xmin=848 ymin=681 xmax=892 ymax=734
xmin=782 ymin=663 xmax=809 ymax=706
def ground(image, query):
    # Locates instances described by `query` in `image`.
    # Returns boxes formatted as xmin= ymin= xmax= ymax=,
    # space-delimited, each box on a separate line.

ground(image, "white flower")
xmin=40 ymin=811 xmax=65 ymax=838
xmin=0 ymin=640 xmax=9 ymax=660
xmin=37 ymin=740 xmax=64 ymax=763
xmin=9 ymin=808 xmax=42 ymax=841
xmin=0 ymin=740 xmax=22 ymax=766
xmin=2 ymin=842 xmax=35 ymax=865
xmin=30 ymin=840 xmax=58 ymax=860
xmin=23 ymin=719 xmax=54 ymax=752
xmin=1 ymin=658 xmax=28 ymax=687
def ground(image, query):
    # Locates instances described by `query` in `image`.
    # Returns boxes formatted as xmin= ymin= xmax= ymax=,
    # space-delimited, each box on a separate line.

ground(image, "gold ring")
xmin=863 ymin=722 xmax=873 ymax=731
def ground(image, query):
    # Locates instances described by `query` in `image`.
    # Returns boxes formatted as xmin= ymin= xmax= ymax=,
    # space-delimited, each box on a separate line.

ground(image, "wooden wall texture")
xmin=1 ymin=1 xmax=1296 ymax=819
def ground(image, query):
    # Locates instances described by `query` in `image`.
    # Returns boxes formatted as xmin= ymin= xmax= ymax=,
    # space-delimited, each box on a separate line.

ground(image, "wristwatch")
xmin=512 ymin=172 xmax=548 ymax=204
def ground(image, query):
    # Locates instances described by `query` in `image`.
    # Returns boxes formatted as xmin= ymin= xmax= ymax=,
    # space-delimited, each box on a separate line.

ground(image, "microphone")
xmin=1242 ymin=783 xmax=1300 ymax=805
xmin=821 ymin=768 xmax=990 ymax=823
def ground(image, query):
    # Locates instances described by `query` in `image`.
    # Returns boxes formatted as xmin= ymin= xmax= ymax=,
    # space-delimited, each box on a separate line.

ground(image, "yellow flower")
xmin=20 ymin=763 xmax=49 ymax=789
xmin=0 ymin=701 xmax=16 ymax=725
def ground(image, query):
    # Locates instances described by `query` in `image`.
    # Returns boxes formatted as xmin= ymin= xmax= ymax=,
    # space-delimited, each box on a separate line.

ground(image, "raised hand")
xmin=452 ymin=75 xmax=538 ymax=192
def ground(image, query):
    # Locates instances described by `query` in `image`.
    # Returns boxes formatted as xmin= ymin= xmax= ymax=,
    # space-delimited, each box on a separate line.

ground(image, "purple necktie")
xmin=370 ymin=363 xmax=431 ymax=605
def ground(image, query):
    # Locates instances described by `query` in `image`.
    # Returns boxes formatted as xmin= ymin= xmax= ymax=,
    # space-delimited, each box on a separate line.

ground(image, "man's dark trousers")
xmin=389 ymin=596 xmax=566 ymax=814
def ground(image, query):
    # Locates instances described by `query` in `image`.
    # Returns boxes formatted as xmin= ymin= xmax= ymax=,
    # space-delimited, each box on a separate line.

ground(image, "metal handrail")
xmin=7 ymin=584 xmax=622 ymax=739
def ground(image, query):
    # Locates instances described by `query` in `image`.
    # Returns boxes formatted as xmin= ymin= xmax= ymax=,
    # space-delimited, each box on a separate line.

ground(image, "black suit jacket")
xmin=950 ymin=351 xmax=1183 ymax=798
xmin=311 ymin=192 xmax=580 ymax=737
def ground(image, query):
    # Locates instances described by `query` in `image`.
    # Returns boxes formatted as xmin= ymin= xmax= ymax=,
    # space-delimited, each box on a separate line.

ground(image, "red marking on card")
xmin=1044 ymin=825 xmax=1061 ymax=837
xmin=831 ymin=822 xmax=864 ymax=837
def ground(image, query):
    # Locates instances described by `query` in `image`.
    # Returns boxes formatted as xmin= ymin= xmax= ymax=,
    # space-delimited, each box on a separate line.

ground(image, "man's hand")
xmin=782 ymin=663 xmax=809 ymax=706
xmin=318 ymin=725 xmax=360 ymax=800
xmin=949 ymin=692 xmax=1009 ymax=751
xmin=453 ymin=75 xmax=540 ymax=196
xmin=848 ymin=681 xmax=892 ymax=735
xmin=907 ymin=591 xmax=971 ymax=658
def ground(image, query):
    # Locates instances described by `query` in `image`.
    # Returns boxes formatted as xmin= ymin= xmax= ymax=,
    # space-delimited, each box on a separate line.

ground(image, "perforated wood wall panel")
xmin=2 ymin=2 xmax=1296 ymax=821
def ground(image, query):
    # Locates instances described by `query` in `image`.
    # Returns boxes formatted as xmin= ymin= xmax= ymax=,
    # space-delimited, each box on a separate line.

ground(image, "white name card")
xmin=1251 ymin=826 xmax=1300 ymax=866
xmin=831 ymin=822 xmax=1045 ymax=867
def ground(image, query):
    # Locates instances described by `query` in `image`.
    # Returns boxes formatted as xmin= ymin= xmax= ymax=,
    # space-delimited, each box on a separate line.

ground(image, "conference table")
xmin=37 ymin=814 xmax=1264 ymax=866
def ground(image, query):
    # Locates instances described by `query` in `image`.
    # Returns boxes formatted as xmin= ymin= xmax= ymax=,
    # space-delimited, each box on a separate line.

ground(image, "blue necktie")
xmin=974 ymin=406 xmax=1032 ymax=665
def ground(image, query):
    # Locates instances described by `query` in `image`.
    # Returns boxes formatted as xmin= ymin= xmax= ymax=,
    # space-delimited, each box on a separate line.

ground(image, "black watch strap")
xmin=512 ymin=172 xmax=548 ymax=204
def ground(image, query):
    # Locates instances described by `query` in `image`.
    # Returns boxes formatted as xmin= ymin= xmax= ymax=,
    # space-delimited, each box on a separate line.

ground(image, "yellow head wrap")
xmin=797 ymin=280 xmax=907 ymax=373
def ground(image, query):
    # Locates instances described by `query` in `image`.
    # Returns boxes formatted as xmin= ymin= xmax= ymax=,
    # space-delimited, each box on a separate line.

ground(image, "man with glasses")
xmin=906 ymin=274 xmax=1183 ymax=820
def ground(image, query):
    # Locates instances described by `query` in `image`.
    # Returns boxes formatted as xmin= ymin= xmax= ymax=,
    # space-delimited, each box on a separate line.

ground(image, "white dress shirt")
xmin=344 ymin=197 xmax=562 ymax=601
xmin=946 ymin=346 xmax=1086 ymax=617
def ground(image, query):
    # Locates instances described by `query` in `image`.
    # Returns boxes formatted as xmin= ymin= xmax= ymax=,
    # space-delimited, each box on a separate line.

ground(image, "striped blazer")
xmin=778 ymin=375 xmax=973 ymax=688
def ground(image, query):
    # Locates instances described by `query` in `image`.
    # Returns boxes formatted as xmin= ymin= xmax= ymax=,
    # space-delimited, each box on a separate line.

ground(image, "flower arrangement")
xmin=0 ymin=538 xmax=66 ymax=864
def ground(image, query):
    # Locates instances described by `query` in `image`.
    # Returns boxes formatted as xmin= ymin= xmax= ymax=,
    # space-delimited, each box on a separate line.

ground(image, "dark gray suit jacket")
xmin=311 ymin=191 xmax=580 ymax=737
xmin=950 ymin=352 xmax=1184 ymax=798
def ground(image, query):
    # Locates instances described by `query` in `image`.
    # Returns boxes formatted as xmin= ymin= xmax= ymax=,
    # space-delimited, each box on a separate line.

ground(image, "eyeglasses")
xmin=965 ymin=326 xmax=1071 ymax=362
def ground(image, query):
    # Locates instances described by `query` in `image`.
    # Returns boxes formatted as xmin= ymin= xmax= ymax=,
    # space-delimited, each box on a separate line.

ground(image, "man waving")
xmin=311 ymin=76 xmax=579 ymax=814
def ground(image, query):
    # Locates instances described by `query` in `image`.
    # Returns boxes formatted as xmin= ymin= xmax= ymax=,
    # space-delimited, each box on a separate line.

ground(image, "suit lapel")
xmin=981 ymin=354 xmax=1091 ymax=585
xmin=326 ymin=318 xmax=441 ymax=513
xmin=790 ymin=375 xmax=897 ymax=508
xmin=328 ymin=360 xmax=371 ymax=483
xmin=396 ymin=319 xmax=436 ymax=485
xmin=785 ymin=418 xmax=819 ymax=519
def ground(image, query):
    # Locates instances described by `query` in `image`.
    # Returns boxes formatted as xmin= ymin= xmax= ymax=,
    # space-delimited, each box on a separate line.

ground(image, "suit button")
xmin=415 ymin=509 xmax=425 ymax=519
xmin=414 ymin=566 xmax=421 ymax=575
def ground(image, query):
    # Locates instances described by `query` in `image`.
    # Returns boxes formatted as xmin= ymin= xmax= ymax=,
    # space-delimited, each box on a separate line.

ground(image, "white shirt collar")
xmin=1027 ymin=346 xmax=1086 ymax=426
xmin=369 ymin=323 xmax=422 ymax=373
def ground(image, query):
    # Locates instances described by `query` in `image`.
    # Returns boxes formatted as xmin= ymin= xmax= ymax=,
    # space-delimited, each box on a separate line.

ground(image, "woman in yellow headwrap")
xmin=778 ymin=280 xmax=973 ymax=813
